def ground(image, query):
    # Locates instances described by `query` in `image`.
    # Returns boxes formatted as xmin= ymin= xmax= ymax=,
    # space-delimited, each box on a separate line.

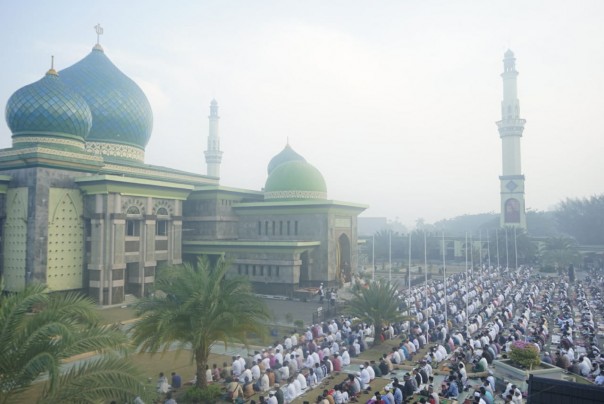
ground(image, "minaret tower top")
xmin=497 ymin=49 xmax=527 ymax=229
xmin=204 ymin=99 xmax=223 ymax=179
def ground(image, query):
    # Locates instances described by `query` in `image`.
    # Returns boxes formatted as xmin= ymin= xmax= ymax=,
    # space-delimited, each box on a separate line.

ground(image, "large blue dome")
xmin=60 ymin=46 xmax=153 ymax=150
xmin=5 ymin=69 xmax=92 ymax=144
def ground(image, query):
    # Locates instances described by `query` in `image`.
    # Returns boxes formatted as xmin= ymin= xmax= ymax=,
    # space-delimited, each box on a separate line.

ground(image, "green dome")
xmin=267 ymin=143 xmax=306 ymax=175
xmin=5 ymin=70 xmax=92 ymax=144
xmin=264 ymin=160 xmax=327 ymax=200
xmin=59 ymin=46 xmax=153 ymax=151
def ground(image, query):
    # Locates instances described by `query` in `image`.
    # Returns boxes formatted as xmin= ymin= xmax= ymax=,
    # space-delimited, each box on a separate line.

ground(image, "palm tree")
xmin=131 ymin=257 xmax=271 ymax=389
xmin=540 ymin=236 xmax=580 ymax=269
xmin=0 ymin=283 xmax=149 ymax=404
xmin=343 ymin=279 xmax=411 ymax=345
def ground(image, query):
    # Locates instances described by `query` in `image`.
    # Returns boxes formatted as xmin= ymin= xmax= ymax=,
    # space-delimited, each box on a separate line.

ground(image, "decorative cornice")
xmin=0 ymin=146 xmax=102 ymax=162
xmin=103 ymin=163 xmax=216 ymax=184
xmin=86 ymin=142 xmax=145 ymax=162
xmin=13 ymin=135 xmax=85 ymax=149
xmin=265 ymin=190 xmax=327 ymax=200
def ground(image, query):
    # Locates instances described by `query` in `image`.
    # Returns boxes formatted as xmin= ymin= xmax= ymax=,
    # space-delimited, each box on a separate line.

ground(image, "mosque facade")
xmin=497 ymin=50 xmax=527 ymax=229
xmin=0 ymin=40 xmax=365 ymax=305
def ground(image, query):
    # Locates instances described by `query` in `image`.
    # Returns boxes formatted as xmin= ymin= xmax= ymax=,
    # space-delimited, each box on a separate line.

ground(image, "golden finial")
xmin=46 ymin=55 xmax=58 ymax=76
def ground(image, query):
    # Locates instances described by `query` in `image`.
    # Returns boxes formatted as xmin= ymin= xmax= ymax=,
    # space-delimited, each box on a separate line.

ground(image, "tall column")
xmin=204 ymin=99 xmax=223 ymax=179
xmin=496 ymin=49 xmax=527 ymax=229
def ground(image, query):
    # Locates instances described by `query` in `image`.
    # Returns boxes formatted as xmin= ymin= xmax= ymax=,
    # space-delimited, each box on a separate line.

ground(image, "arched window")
xmin=126 ymin=206 xmax=141 ymax=236
xmin=126 ymin=206 xmax=140 ymax=215
xmin=156 ymin=207 xmax=169 ymax=236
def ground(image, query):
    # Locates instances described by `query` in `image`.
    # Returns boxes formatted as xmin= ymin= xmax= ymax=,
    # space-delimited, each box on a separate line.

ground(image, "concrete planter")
xmin=492 ymin=359 xmax=567 ymax=391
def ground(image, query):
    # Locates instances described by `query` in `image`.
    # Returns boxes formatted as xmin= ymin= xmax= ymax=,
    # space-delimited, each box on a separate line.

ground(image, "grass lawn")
xmin=17 ymin=348 xmax=232 ymax=404
xmin=98 ymin=305 xmax=138 ymax=324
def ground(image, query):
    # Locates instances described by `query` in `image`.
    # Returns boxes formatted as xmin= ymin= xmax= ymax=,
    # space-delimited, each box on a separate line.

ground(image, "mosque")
xmin=0 ymin=36 xmax=366 ymax=305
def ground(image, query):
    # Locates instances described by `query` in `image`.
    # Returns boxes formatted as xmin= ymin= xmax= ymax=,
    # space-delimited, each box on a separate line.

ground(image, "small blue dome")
xmin=60 ymin=47 xmax=153 ymax=149
xmin=5 ymin=70 xmax=92 ymax=142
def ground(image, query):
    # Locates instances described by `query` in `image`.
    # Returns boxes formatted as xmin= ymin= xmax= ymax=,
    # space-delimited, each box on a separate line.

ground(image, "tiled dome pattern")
xmin=5 ymin=72 xmax=92 ymax=140
xmin=60 ymin=47 xmax=153 ymax=149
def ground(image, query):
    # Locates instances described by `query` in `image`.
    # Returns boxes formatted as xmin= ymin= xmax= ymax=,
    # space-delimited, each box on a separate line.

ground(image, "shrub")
xmin=294 ymin=319 xmax=304 ymax=328
xmin=285 ymin=312 xmax=294 ymax=324
xmin=509 ymin=340 xmax=541 ymax=368
xmin=540 ymin=265 xmax=556 ymax=273
xmin=181 ymin=384 xmax=223 ymax=403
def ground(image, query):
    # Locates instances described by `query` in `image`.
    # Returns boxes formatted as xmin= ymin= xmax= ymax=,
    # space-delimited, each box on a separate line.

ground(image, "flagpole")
xmin=424 ymin=230 xmax=428 ymax=310
xmin=465 ymin=232 xmax=469 ymax=328
xmin=496 ymin=229 xmax=500 ymax=269
xmin=487 ymin=230 xmax=491 ymax=269
xmin=479 ymin=230 xmax=483 ymax=269
xmin=372 ymin=234 xmax=375 ymax=281
xmin=514 ymin=227 xmax=518 ymax=270
xmin=389 ymin=230 xmax=392 ymax=283
xmin=470 ymin=233 xmax=474 ymax=277
xmin=442 ymin=230 xmax=447 ymax=329
xmin=408 ymin=232 xmax=412 ymax=299
xmin=505 ymin=227 xmax=509 ymax=269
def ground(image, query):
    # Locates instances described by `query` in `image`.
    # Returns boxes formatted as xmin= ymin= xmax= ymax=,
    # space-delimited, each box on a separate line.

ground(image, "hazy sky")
xmin=1 ymin=1 xmax=603 ymax=226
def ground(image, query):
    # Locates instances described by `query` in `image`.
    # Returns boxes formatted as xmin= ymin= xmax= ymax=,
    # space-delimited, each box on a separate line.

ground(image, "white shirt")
xmin=297 ymin=373 xmax=308 ymax=390
xmin=341 ymin=350 xmax=351 ymax=366
xmin=286 ymin=383 xmax=298 ymax=402
xmin=360 ymin=368 xmax=370 ymax=388
xmin=232 ymin=360 xmax=242 ymax=376
xmin=260 ymin=374 xmax=270 ymax=392
xmin=366 ymin=364 xmax=375 ymax=380
xmin=279 ymin=365 xmax=290 ymax=381
xmin=251 ymin=364 xmax=261 ymax=380
xmin=239 ymin=368 xmax=252 ymax=383
xmin=293 ymin=379 xmax=302 ymax=395
xmin=305 ymin=354 xmax=315 ymax=368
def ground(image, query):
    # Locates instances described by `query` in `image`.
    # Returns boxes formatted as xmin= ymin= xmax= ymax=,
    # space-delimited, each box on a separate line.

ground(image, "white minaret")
xmin=496 ymin=50 xmax=526 ymax=229
xmin=204 ymin=99 xmax=223 ymax=179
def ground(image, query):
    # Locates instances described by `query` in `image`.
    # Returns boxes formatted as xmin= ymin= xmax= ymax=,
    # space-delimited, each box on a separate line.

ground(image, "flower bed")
xmin=508 ymin=340 xmax=541 ymax=369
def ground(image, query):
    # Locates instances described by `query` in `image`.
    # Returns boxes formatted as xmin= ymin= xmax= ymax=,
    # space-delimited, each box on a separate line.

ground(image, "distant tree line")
xmin=554 ymin=194 xmax=604 ymax=245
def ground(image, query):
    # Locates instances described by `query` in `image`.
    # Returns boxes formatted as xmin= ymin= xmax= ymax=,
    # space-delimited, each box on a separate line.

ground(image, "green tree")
xmin=488 ymin=227 xmax=537 ymax=268
xmin=0 ymin=284 xmax=148 ymax=404
xmin=555 ymin=194 xmax=604 ymax=244
xmin=540 ymin=237 xmax=580 ymax=269
xmin=131 ymin=257 xmax=270 ymax=389
xmin=343 ymin=279 xmax=411 ymax=345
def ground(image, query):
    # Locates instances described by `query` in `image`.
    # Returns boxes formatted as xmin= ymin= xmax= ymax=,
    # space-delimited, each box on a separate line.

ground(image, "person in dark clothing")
xmin=403 ymin=374 xmax=415 ymax=398
xmin=371 ymin=360 xmax=382 ymax=377
xmin=274 ymin=383 xmax=284 ymax=404
xmin=379 ymin=358 xmax=389 ymax=376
